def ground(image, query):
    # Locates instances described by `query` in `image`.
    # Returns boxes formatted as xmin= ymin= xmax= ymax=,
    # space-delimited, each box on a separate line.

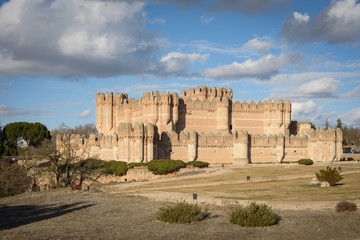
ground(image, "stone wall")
xmin=57 ymin=86 xmax=342 ymax=164
xmin=57 ymin=123 xmax=342 ymax=164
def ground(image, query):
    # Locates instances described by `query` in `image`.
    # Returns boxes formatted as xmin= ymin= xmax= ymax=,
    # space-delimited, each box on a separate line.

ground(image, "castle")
xmin=57 ymin=86 xmax=343 ymax=164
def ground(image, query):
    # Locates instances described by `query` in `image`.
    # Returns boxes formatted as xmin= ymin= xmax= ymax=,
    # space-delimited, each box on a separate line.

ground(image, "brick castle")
xmin=57 ymin=86 xmax=343 ymax=164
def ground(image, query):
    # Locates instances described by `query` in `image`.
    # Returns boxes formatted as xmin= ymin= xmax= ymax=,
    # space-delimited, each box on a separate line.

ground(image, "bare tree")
xmin=52 ymin=123 xmax=97 ymax=138
xmin=0 ymin=160 xmax=31 ymax=197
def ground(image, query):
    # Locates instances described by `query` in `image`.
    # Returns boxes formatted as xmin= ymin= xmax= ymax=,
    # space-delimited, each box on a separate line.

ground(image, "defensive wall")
xmin=57 ymin=123 xmax=343 ymax=164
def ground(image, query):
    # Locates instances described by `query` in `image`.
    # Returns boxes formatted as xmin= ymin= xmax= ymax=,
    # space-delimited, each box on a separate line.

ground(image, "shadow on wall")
xmin=158 ymin=132 xmax=171 ymax=159
xmin=176 ymin=99 xmax=186 ymax=133
xmin=0 ymin=202 xmax=95 ymax=230
xmin=248 ymin=134 xmax=252 ymax=163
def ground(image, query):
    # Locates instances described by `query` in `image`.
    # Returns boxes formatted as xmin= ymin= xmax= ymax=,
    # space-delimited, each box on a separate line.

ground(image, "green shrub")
xmin=335 ymin=201 xmax=357 ymax=212
xmin=228 ymin=202 xmax=278 ymax=227
xmin=186 ymin=161 xmax=209 ymax=168
xmin=156 ymin=201 xmax=209 ymax=223
xmin=80 ymin=159 xmax=106 ymax=170
xmin=128 ymin=162 xmax=148 ymax=169
xmin=104 ymin=160 xmax=128 ymax=176
xmin=298 ymin=159 xmax=313 ymax=165
xmin=316 ymin=166 xmax=343 ymax=186
xmin=147 ymin=159 xmax=186 ymax=175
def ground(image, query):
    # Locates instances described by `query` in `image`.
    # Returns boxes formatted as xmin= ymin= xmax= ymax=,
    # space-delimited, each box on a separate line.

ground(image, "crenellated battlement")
xmin=232 ymin=99 xmax=291 ymax=113
xmin=181 ymin=86 xmax=233 ymax=101
xmin=306 ymin=127 xmax=341 ymax=141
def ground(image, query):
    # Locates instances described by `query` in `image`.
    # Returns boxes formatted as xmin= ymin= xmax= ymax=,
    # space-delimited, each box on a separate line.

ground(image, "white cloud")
xmin=159 ymin=51 xmax=209 ymax=75
xmin=0 ymin=0 xmax=158 ymax=78
xmin=207 ymin=0 xmax=292 ymax=15
xmin=268 ymin=71 xmax=360 ymax=88
xmin=341 ymin=108 xmax=360 ymax=127
xmin=151 ymin=17 xmax=166 ymax=24
xmin=292 ymin=100 xmax=322 ymax=120
xmin=0 ymin=81 xmax=13 ymax=95
xmin=291 ymin=100 xmax=335 ymax=124
xmin=269 ymin=75 xmax=360 ymax=101
xmin=78 ymin=109 xmax=91 ymax=118
xmin=293 ymin=78 xmax=340 ymax=98
xmin=281 ymin=0 xmax=360 ymax=44
xmin=242 ymin=37 xmax=276 ymax=54
xmin=0 ymin=104 xmax=52 ymax=117
xmin=339 ymin=85 xmax=360 ymax=98
xmin=203 ymin=52 xmax=303 ymax=80
xmin=200 ymin=15 xmax=215 ymax=24
xmin=293 ymin=12 xmax=310 ymax=23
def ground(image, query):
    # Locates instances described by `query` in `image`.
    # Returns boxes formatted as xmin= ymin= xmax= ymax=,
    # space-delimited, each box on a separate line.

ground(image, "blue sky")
xmin=0 ymin=0 xmax=360 ymax=130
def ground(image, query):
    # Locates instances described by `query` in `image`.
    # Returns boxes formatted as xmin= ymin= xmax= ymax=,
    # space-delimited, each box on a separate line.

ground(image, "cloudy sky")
xmin=0 ymin=0 xmax=360 ymax=130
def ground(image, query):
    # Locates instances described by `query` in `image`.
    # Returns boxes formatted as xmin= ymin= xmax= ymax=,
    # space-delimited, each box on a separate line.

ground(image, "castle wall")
xmin=96 ymin=86 xmax=291 ymax=137
xmin=58 ymin=86 xmax=343 ymax=165
xmin=57 ymin=126 xmax=342 ymax=164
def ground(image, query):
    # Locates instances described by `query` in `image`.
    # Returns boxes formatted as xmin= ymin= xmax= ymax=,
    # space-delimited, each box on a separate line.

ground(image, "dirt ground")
xmin=1 ymin=164 xmax=360 ymax=240
xmin=1 ymin=188 xmax=360 ymax=240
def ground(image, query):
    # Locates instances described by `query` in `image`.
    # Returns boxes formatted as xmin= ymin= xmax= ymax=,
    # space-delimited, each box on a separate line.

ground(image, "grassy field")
xmin=123 ymin=163 xmax=360 ymax=202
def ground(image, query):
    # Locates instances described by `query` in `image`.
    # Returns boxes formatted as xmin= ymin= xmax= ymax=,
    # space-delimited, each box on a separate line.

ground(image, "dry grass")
xmin=124 ymin=163 xmax=360 ymax=202
xmin=166 ymin=173 xmax=360 ymax=202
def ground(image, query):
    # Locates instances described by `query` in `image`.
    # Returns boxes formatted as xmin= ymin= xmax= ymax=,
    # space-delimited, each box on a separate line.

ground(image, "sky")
xmin=0 ymin=0 xmax=360 ymax=130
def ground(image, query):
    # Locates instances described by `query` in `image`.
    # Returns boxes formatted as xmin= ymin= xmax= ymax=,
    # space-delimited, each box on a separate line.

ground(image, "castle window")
xmin=229 ymin=125 xmax=232 ymax=130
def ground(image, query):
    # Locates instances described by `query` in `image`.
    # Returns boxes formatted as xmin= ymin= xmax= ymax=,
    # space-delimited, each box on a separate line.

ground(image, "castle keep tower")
xmin=58 ymin=86 xmax=342 ymax=164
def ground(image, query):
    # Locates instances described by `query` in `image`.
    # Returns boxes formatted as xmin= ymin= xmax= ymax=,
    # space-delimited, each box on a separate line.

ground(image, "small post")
xmin=247 ymin=176 xmax=250 ymax=182
xmin=193 ymin=193 xmax=198 ymax=202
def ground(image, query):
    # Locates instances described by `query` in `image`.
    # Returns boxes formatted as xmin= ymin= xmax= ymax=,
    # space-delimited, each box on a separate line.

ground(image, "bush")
xmin=298 ymin=159 xmax=313 ymax=165
xmin=156 ymin=201 xmax=209 ymax=223
xmin=228 ymin=202 xmax=278 ymax=227
xmin=335 ymin=201 xmax=357 ymax=212
xmin=128 ymin=162 xmax=148 ymax=169
xmin=186 ymin=161 xmax=209 ymax=168
xmin=79 ymin=159 xmax=106 ymax=170
xmin=316 ymin=166 xmax=343 ymax=186
xmin=147 ymin=159 xmax=186 ymax=175
xmin=104 ymin=160 xmax=128 ymax=176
